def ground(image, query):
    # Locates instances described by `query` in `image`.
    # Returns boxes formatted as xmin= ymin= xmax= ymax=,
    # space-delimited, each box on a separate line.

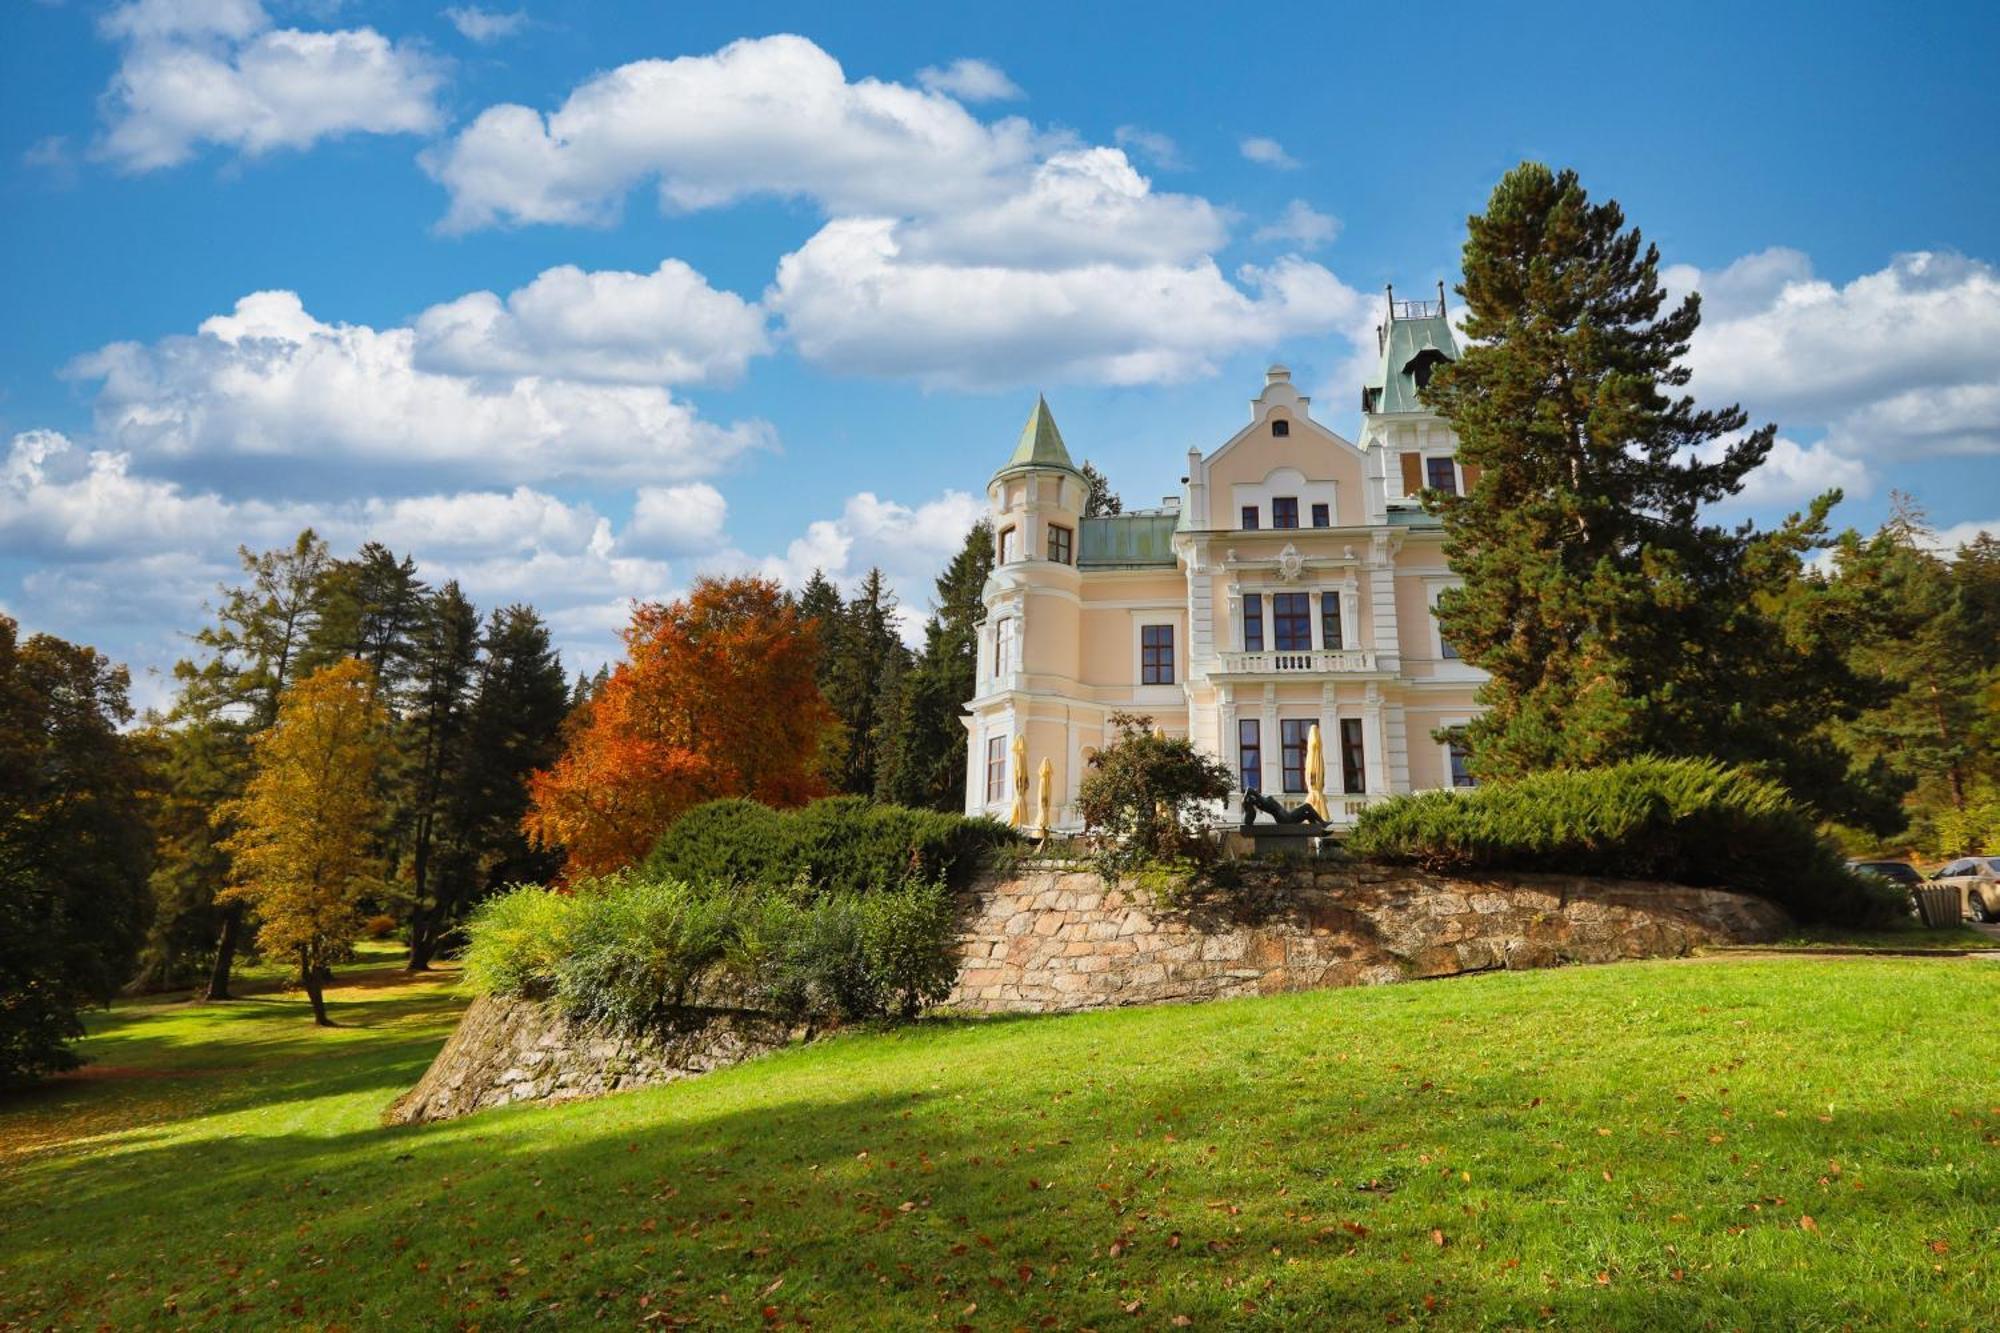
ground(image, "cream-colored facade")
xmin=963 ymin=293 xmax=1484 ymax=828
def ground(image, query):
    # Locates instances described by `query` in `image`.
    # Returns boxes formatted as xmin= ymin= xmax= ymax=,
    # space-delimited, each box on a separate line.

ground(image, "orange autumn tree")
xmin=525 ymin=576 xmax=837 ymax=878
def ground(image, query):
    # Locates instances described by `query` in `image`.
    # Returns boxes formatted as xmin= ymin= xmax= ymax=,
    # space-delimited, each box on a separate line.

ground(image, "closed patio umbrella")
xmin=1035 ymin=755 xmax=1054 ymax=839
xmin=1306 ymin=722 xmax=1328 ymax=821
xmin=1008 ymin=733 xmax=1029 ymax=828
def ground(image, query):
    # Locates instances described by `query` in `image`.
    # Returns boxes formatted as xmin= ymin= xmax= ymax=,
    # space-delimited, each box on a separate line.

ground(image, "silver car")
xmin=1931 ymin=856 xmax=2000 ymax=923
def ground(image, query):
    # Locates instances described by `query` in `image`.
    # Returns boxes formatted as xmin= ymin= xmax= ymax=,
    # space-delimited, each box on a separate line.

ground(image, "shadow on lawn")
xmin=7 ymin=1012 xmax=1994 ymax=1328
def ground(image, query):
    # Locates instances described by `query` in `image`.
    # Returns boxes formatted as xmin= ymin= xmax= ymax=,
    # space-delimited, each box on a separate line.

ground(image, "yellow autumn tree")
xmin=217 ymin=657 xmax=391 ymax=1025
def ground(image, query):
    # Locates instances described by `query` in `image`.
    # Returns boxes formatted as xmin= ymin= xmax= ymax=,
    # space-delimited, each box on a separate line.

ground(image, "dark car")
xmin=1847 ymin=859 xmax=1922 ymax=889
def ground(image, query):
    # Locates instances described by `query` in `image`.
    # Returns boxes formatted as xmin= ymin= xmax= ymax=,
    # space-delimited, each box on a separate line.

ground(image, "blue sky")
xmin=4 ymin=0 xmax=1998 ymax=708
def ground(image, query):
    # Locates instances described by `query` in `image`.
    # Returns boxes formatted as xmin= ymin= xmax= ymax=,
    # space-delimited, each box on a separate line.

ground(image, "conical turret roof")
xmin=995 ymin=394 xmax=1082 ymax=478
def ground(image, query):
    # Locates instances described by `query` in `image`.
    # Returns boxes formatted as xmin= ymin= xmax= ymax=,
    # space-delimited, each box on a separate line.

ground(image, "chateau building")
xmin=962 ymin=290 xmax=1484 ymax=827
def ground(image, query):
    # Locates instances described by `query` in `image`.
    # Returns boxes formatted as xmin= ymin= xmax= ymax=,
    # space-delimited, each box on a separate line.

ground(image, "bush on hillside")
xmin=1347 ymin=757 xmax=1901 ymax=926
xmin=645 ymin=796 xmax=1015 ymax=898
xmin=461 ymin=871 xmax=961 ymax=1029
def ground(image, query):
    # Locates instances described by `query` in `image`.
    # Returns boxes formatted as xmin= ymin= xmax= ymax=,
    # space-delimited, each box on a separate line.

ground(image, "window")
xmin=985 ymin=736 xmax=1007 ymax=804
xmin=1434 ymin=604 xmax=1459 ymax=660
xmin=1271 ymin=418 xmax=1290 ymax=437
xmin=1273 ymin=592 xmax=1311 ymax=651
xmin=999 ymin=525 xmax=1020 ymax=563
xmin=1046 ymin=523 xmax=1072 ymax=565
xmin=1238 ymin=719 xmax=1263 ymax=792
xmin=993 ymin=616 xmax=1017 ymax=675
xmin=1340 ymin=718 xmax=1365 ymax=794
xmin=1448 ymin=739 xmax=1475 ymax=788
xmin=1310 ymin=502 xmax=1330 ymax=528
xmin=1140 ymin=624 xmax=1175 ymax=685
xmin=1426 ymin=457 xmax=1458 ymax=495
xmin=1320 ymin=592 xmax=1343 ymax=649
xmin=1240 ymin=504 xmax=1260 ymax=530
xmin=1242 ymin=594 xmax=1264 ymax=651
xmin=1280 ymin=719 xmax=1314 ymax=794
xmin=1272 ymin=497 xmax=1299 ymax=529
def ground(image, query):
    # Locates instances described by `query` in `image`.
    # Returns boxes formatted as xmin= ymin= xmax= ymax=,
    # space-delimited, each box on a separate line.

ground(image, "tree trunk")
xmin=300 ymin=949 xmax=331 ymax=1027
xmin=204 ymin=903 xmax=244 ymax=1001
xmin=405 ymin=912 xmax=436 ymax=971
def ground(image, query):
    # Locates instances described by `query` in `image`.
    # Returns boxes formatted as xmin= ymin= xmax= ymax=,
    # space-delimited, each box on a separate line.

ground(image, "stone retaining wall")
xmin=389 ymin=865 xmax=1787 ymax=1122
xmin=384 ymin=994 xmax=796 ymax=1126
xmin=948 ymin=864 xmax=1787 ymax=1013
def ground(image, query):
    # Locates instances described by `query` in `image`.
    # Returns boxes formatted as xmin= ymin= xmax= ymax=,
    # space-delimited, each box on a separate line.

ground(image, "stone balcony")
xmin=1214 ymin=648 xmax=1379 ymax=676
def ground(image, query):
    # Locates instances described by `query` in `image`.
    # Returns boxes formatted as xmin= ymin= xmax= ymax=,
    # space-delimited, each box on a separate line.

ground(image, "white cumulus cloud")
xmin=69 ymin=290 xmax=771 ymax=487
xmin=1683 ymin=249 xmax=2000 ymax=458
xmin=770 ymin=219 xmax=1362 ymax=389
xmin=413 ymin=259 xmax=770 ymax=386
xmin=425 ymin=34 xmax=1042 ymax=231
xmin=95 ymin=0 xmax=445 ymax=171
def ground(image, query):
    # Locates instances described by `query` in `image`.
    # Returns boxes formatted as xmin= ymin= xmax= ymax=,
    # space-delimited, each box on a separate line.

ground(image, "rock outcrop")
xmin=948 ymin=865 xmax=1787 ymax=1013
xmin=384 ymin=995 xmax=795 ymax=1126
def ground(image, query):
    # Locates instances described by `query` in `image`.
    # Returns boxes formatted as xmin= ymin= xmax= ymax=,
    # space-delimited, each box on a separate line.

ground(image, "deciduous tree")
xmin=0 ymin=617 xmax=152 ymax=1082
xmin=525 ymin=577 xmax=836 ymax=879
xmin=217 ymin=658 xmax=392 ymax=1026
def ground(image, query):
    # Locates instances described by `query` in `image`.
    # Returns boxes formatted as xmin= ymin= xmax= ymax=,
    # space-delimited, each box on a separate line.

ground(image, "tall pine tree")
xmin=822 ymin=569 xmax=910 ymax=794
xmin=877 ymin=521 xmax=995 ymax=809
xmin=1427 ymin=163 xmax=1886 ymax=825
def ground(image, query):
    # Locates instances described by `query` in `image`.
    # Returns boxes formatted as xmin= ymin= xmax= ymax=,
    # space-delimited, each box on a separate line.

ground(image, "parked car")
xmin=1847 ymin=859 xmax=1922 ymax=889
xmin=1930 ymin=857 xmax=2000 ymax=923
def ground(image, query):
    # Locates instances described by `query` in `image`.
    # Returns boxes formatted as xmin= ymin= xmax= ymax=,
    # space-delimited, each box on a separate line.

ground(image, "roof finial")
xmin=1437 ymin=279 xmax=1447 ymax=313
xmin=1385 ymin=282 xmax=1396 ymax=322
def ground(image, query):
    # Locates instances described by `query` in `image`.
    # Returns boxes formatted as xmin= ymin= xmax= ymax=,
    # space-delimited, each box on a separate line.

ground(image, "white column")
xmin=1260 ymin=684 xmax=1278 ymax=794
xmin=1362 ymin=683 xmax=1388 ymax=795
xmin=1218 ymin=687 xmax=1239 ymax=791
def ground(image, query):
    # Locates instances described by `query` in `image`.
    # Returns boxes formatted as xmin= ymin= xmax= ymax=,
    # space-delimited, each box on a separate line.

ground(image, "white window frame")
xmin=1438 ymin=714 xmax=1476 ymax=790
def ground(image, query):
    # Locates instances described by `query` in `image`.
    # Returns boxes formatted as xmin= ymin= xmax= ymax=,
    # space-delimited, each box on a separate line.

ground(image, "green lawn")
xmin=4 ymin=954 xmax=1997 ymax=1329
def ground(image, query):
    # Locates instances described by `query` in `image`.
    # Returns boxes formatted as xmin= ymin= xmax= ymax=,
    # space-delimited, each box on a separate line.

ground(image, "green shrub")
xmin=460 ymin=885 xmax=572 ymax=998
xmin=556 ymin=875 xmax=739 ymax=1027
xmin=460 ymin=870 xmax=964 ymax=1029
xmin=1348 ymin=757 xmax=1901 ymax=926
xmin=646 ymin=796 xmax=1015 ymax=898
xmin=860 ymin=881 xmax=960 ymax=1018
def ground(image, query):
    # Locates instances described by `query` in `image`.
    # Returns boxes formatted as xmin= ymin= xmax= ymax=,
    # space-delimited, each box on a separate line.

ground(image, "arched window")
xmin=1271 ymin=418 xmax=1291 ymax=437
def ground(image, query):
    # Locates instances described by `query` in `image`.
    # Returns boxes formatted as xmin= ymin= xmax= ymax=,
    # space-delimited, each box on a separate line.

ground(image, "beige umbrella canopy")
xmin=1008 ymin=733 xmax=1030 ymax=828
xmin=1035 ymin=755 xmax=1054 ymax=838
xmin=1306 ymin=722 xmax=1329 ymax=821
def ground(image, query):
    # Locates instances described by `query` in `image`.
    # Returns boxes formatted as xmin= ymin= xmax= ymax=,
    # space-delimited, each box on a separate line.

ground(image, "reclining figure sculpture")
xmin=1239 ymin=790 xmax=1328 ymax=831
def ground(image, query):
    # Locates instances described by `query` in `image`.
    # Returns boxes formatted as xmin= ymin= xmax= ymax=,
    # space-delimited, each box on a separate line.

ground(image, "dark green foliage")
xmin=646 ymin=795 xmax=1015 ymax=898
xmin=463 ymin=873 xmax=961 ymax=1029
xmin=300 ymin=541 xmax=428 ymax=697
xmin=0 ymin=618 xmax=153 ymax=1084
xmin=876 ymin=520 xmax=994 ymax=810
xmin=1425 ymin=163 xmax=1884 ymax=828
xmin=1080 ymin=460 xmax=1122 ymax=517
xmin=1348 ymin=758 xmax=1901 ymax=926
xmin=821 ymin=569 xmax=911 ymax=794
xmin=1076 ymin=712 xmax=1235 ymax=877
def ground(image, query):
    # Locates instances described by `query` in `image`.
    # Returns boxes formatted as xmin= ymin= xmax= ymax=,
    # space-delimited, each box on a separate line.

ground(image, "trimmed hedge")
xmin=1347 ymin=757 xmax=1901 ymax=927
xmin=645 ymin=796 xmax=1016 ymax=899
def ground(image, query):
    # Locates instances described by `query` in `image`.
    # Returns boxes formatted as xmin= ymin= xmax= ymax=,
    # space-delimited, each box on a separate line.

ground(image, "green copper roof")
xmin=996 ymin=394 xmax=1081 ymax=477
xmin=1363 ymin=298 xmax=1460 ymax=415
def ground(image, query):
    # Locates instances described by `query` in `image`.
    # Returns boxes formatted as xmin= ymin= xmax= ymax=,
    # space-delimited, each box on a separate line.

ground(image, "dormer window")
xmin=1271 ymin=418 xmax=1290 ymax=437
xmin=1405 ymin=349 xmax=1452 ymax=391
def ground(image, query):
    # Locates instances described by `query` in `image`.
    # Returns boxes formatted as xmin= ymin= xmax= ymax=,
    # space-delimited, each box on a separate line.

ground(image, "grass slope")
xmin=3 ymin=952 xmax=1997 ymax=1329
